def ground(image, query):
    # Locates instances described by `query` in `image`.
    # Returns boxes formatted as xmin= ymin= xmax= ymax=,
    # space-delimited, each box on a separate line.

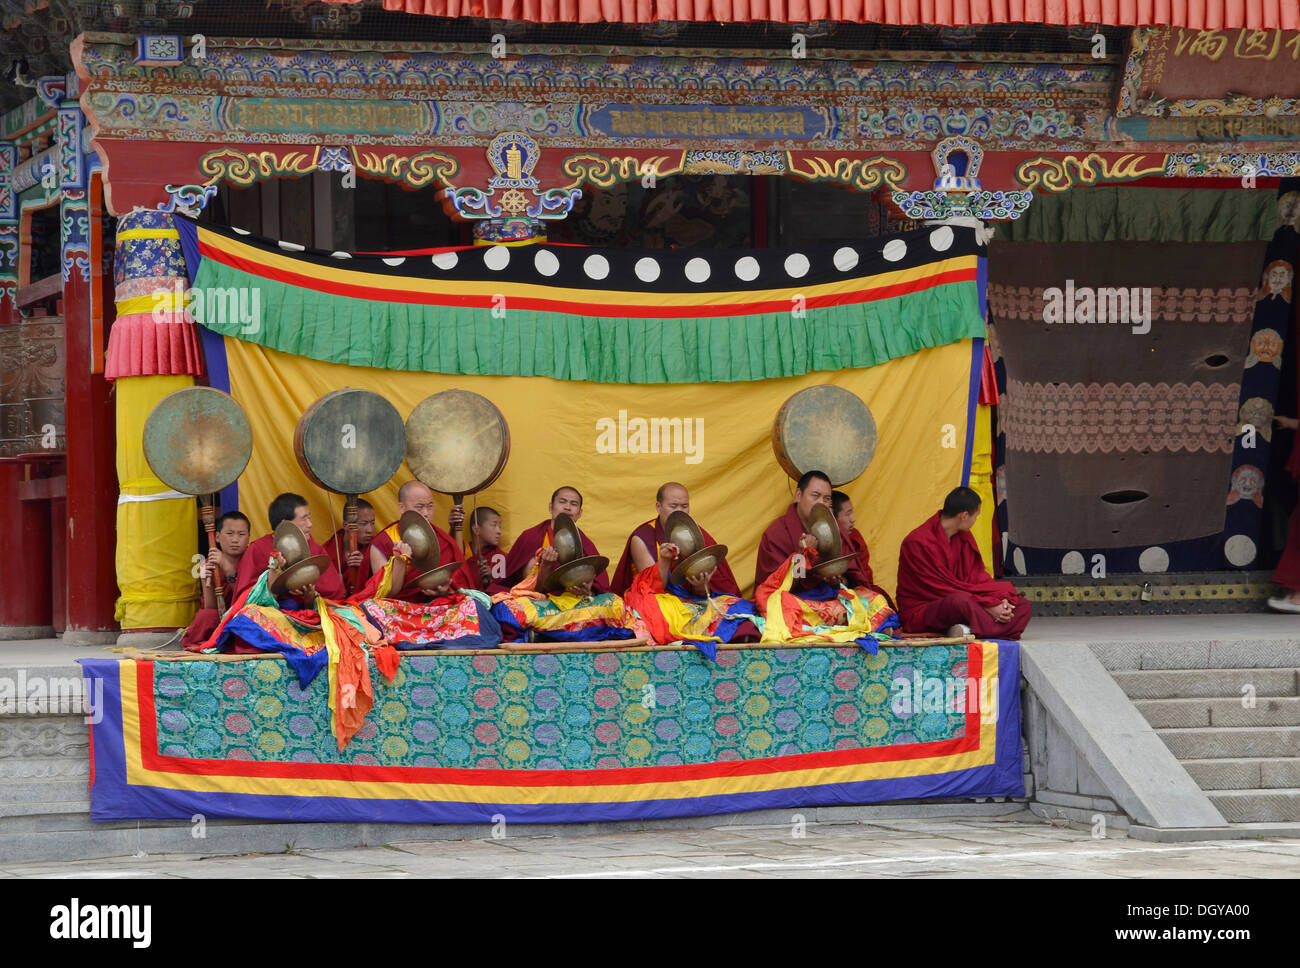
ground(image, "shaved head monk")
xmin=503 ymin=485 xmax=609 ymax=593
xmin=370 ymin=481 xmax=465 ymax=600
xmin=611 ymin=481 xmax=740 ymax=597
xmin=234 ymin=493 xmax=347 ymax=600
xmin=896 ymin=486 xmax=1032 ymax=639
xmin=755 ymin=470 xmax=835 ymax=590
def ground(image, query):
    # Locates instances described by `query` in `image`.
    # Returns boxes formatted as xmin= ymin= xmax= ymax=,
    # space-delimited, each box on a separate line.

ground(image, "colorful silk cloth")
xmin=625 ymin=565 xmax=761 ymax=658
xmin=756 ymin=549 xmax=899 ymax=651
xmin=362 ymin=592 xmax=502 ymax=651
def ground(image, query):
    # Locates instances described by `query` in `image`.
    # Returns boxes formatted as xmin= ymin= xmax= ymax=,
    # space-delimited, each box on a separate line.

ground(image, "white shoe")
xmin=947 ymin=623 xmax=972 ymax=637
xmin=1267 ymin=596 xmax=1300 ymax=614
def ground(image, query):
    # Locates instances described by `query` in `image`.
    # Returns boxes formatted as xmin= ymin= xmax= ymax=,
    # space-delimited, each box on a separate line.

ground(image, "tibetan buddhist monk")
xmin=181 ymin=510 xmax=250 ymax=651
xmin=611 ymin=481 xmax=740 ymax=596
xmin=451 ymin=506 xmax=511 ymax=594
xmin=832 ymin=490 xmax=896 ymax=610
xmin=755 ymin=470 xmax=836 ymax=591
xmin=1268 ymin=414 xmax=1300 ymax=612
xmin=896 ymin=486 xmax=1032 ymax=639
xmin=369 ymin=481 xmax=464 ymax=601
xmin=503 ymin=486 xmax=610 ymax=593
xmin=325 ymin=497 xmax=376 ymax=596
xmin=234 ymin=493 xmax=347 ymax=600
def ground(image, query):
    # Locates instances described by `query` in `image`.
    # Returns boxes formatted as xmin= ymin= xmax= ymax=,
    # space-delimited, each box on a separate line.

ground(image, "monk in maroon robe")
xmin=233 ymin=493 xmax=347 ymax=601
xmin=611 ymin=482 xmax=740 ymax=596
xmin=324 ymin=498 xmax=375 ymax=596
xmin=896 ymin=486 xmax=1031 ymax=639
xmin=182 ymin=510 xmax=250 ymax=651
xmin=451 ymin=506 xmax=511 ymax=594
xmin=1269 ymin=414 xmax=1300 ymax=611
xmin=369 ymin=481 xmax=464 ymax=602
xmin=503 ymin=485 xmax=610 ymax=593
xmin=755 ymin=470 xmax=838 ymax=593
xmin=831 ymin=490 xmax=896 ymax=610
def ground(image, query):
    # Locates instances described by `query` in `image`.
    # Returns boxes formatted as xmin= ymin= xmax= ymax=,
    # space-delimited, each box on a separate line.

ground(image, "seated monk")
xmin=369 ymin=481 xmax=464 ymax=601
xmin=181 ymin=510 xmax=250 ymax=651
xmin=234 ymin=493 xmax=347 ymax=600
xmin=502 ymin=486 xmax=610 ymax=593
xmin=325 ymin=498 xmax=376 ymax=596
xmin=754 ymin=470 xmax=897 ymax=645
xmin=832 ymin=490 xmax=896 ymax=610
xmin=896 ymin=486 xmax=1032 ymax=639
xmin=610 ymin=481 xmax=740 ymax=597
xmin=492 ymin=511 xmax=633 ymax=643
xmin=451 ymin=506 xmax=511 ymax=594
xmin=624 ymin=516 xmax=762 ymax=656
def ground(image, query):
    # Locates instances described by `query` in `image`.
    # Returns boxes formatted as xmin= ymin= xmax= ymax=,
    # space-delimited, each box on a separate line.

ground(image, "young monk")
xmin=755 ymin=470 xmax=836 ymax=591
xmin=234 ymin=493 xmax=347 ymax=600
xmin=181 ymin=510 xmax=250 ymax=651
xmin=451 ymin=506 xmax=511 ymax=594
xmin=503 ymin=486 xmax=610 ymax=593
xmin=369 ymin=481 xmax=464 ymax=601
xmin=611 ymin=481 xmax=740 ymax=596
xmin=832 ymin=490 xmax=895 ymax=609
xmin=896 ymin=485 xmax=1032 ymax=639
xmin=325 ymin=497 xmax=376 ymax=596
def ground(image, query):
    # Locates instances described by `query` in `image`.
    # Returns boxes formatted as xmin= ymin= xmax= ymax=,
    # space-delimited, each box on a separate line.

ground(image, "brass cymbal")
xmin=272 ymin=520 xmax=311 ymax=566
xmin=663 ymin=510 xmax=705 ymax=558
xmin=270 ymin=554 xmax=329 ymax=598
xmin=551 ymin=512 xmax=583 ymax=564
xmin=806 ymin=503 xmax=843 ymax=559
xmin=670 ymin=543 xmax=728 ymax=588
xmin=397 ymin=509 xmax=440 ymax=571
xmin=544 ymin=554 xmax=609 ymax=595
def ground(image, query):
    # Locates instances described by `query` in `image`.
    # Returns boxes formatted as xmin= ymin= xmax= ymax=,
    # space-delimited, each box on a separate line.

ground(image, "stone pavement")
xmin=3 ymin=812 xmax=1298 ymax=878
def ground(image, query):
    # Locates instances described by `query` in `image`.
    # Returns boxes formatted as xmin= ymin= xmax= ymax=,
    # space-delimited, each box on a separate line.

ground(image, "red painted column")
xmin=61 ymin=189 xmax=119 ymax=638
xmin=0 ymin=461 xmax=53 ymax=631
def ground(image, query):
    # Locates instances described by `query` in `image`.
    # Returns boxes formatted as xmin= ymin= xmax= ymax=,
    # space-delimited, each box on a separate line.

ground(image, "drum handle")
xmin=450 ymin=493 xmax=464 ymax=536
xmin=200 ymin=497 xmax=227 ymax=612
xmin=344 ymin=495 xmax=359 ymax=593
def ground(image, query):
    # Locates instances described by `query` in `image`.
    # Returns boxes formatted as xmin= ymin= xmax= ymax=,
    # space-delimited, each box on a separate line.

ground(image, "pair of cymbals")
xmin=806 ymin=504 xmax=857 ymax=579
xmin=270 ymin=521 xmax=330 ymax=598
xmin=544 ymin=512 xmax=608 ymax=595
xmin=398 ymin=510 xmax=460 ymax=590
xmin=663 ymin=511 xmax=728 ymax=588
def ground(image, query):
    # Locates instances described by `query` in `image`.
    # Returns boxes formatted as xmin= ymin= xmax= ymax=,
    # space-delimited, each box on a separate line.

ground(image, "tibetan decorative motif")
xmin=1015 ymin=153 xmax=1169 ymax=193
xmin=198 ymin=147 xmax=323 ymax=187
xmin=447 ymin=132 xmax=581 ymax=222
xmin=786 ymin=154 xmax=906 ymax=193
xmin=1165 ymin=151 xmax=1300 ymax=178
xmin=562 ymin=152 xmax=685 ymax=190
xmin=350 ymin=149 xmax=458 ymax=190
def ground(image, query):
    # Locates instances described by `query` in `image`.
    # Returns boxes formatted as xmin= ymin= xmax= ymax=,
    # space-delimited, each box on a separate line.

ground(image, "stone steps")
xmin=1207 ymin=789 xmax=1300 ymax=824
xmin=1135 ymin=697 xmax=1300 ymax=728
xmin=1113 ymin=668 xmax=1300 ymax=699
xmin=1156 ymin=725 xmax=1300 ymax=759
xmin=1183 ymin=757 xmax=1300 ymax=790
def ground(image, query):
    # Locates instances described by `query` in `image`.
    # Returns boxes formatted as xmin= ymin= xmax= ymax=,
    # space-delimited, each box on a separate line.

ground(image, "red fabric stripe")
xmin=103 ymin=312 xmax=206 ymax=381
xmin=328 ymin=0 xmax=1298 ymax=28
xmin=133 ymin=653 xmax=988 ymax=788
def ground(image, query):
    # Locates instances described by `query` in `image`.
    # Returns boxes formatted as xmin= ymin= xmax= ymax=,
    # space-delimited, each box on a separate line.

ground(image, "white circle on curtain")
xmin=278 ymin=240 xmax=305 ymax=252
xmin=1061 ymin=551 xmax=1086 ymax=575
xmin=784 ymin=253 xmax=810 ymax=278
xmin=882 ymin=238 xmax=908 ymax=261
xmin=930 ymin=226 xmax=955 ymax=251
xmin=232 ymin=227 xmax=251 ymax=235
xmin=330 ymin=251 xmax=352 ymax=259
xmin=1012 ymin=547 xmax=1027 ymax=575
xmin=432 ymin=251 xmax=458 ymax=270
xmin=484 ymin=245 xmax=510 ymax=271
xmin=634 ymin=257 xmax=660 ymax=282
xmin=685 ymin=257 xmax=711 ymax=283
xmin=584 ymin=254 xmax=611 ymax=280
xmin=734 ymin=256 xmax=760 ymax=281
xmin=1225 ymin=534 xmax=1257 ymax=566
xmin=833 ymin=247 xmax=859 ymax=271
xmin=1139 ymin=546 xmax=1170 ymax=573
xmin=382 ymin=256 xmax=406 ymax=266
xmin=534 ymin=249 xmax=560 ymax=276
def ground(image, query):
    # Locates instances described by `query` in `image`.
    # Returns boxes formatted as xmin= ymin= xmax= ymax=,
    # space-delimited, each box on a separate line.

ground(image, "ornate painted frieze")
xmin=60 ymin=190 xmax=90 ymax=284
xmin=1015 ymin=152 xmax=1170 ymax=192
xmin=75 ymin=34 xmax=1117 ymax=152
